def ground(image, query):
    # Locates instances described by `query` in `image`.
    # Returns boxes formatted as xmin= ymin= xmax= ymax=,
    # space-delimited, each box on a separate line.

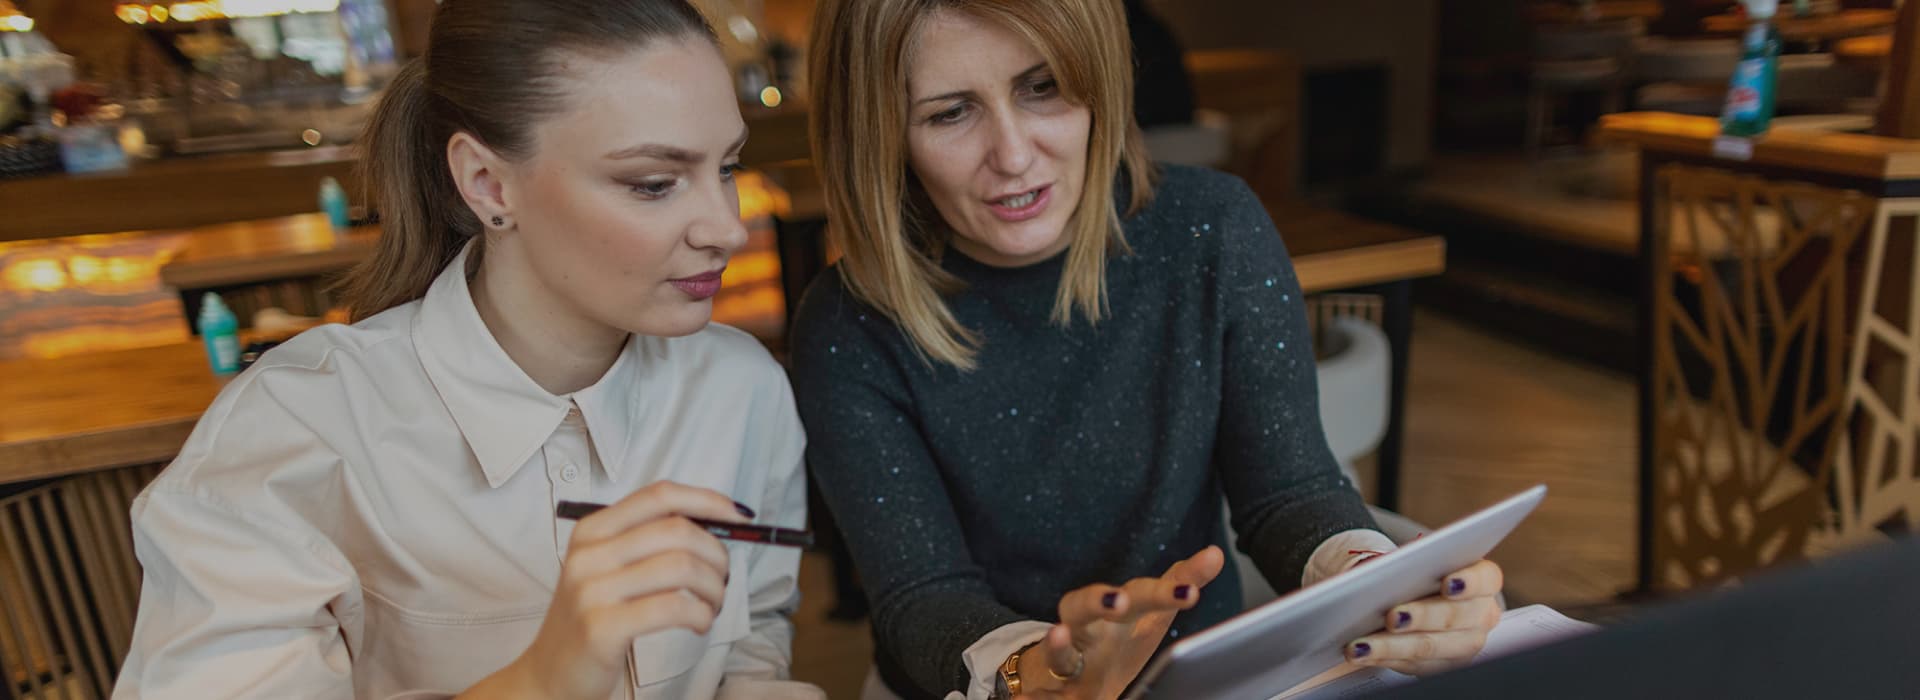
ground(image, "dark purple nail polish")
xmin=1351 ymin=642 xmax=1371 ymax=659
xmin=1448 ymin=578 xmax=1466 ymax=596
xmin=1395 ymin=611 xmax=1412 ymax=630
xmin=1174 ymin=585 xmax=1193 ymax=601
xmin=734 ymin=502 xmax=757 ymax=518
xmin=1102 ymin=592 xmax=1119 ymax=609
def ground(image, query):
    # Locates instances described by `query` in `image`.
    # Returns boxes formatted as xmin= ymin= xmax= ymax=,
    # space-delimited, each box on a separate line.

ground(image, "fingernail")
xmin=734 ymin=502 xmax=756 ymax=518
xmin=1174 ymin=585 xmax=1193 ymax=601
xmin=1395 ymin=610 xmax=1412 ymax=630
xmin=1102 ymin=592 xmax=1119 ymax=609
xmin=1447 ymin=578 xmax=1466 ymax=596
xmin=1351 ymin=642 xmax=1371 ymax=659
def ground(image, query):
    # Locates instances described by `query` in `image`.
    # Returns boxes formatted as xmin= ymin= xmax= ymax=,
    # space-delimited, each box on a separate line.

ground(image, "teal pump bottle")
xmin=199 ymin=292 xmax=241 ymax=376
xmin=1720 ymin=0 xmax=1782 ymax=138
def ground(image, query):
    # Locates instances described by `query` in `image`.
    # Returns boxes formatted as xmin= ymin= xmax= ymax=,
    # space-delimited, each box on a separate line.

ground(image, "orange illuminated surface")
xmin=0 ymin=171 xmax=795 ymax=361
xmin=0 ymin=231 xmax=192 ymax=361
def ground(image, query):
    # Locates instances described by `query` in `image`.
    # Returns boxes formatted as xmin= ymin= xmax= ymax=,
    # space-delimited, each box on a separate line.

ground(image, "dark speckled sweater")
xmin=789 ymin=165 xmax=1376 ymax=699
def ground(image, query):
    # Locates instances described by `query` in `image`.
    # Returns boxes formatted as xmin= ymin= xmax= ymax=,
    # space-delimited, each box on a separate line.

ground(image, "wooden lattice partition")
xmin=1650 ymin=162 xmax=1920 ymax=590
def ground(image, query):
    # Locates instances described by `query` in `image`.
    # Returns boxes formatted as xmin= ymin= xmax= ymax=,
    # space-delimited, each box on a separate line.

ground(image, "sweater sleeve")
xmin=1208 ymin=176 xmax=1379 ymax=593
xmin=788 ymin=279 xmax=1027 ymax=697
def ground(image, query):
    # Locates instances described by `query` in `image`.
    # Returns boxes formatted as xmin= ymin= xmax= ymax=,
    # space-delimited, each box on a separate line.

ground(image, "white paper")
xmin=1271 ymin=604 xmax=1600 ymax=700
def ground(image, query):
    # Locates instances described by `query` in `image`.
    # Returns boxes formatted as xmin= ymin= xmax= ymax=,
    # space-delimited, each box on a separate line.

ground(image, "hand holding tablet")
xmin=1122 ymin=485 xmax=1549 ymax=700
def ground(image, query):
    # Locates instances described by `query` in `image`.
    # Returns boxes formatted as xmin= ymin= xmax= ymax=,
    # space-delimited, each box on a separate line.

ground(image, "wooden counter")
xmin=0 ymin=106 xmax=811 ymax=244
xmin=0 ymin=145 xmax=361 ymax=244
xmin=1699 ymin=8 xmax=1896 ymax=41
xmin=1526 ymin=1 xmax=1664 ymax=24
xmin=1597 ymin=112 xmax=1920 ymax=183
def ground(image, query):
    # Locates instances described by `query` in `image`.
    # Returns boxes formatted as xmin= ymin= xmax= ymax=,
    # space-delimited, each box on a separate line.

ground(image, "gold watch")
xmin=997 ymin=640 xmax=1042 ymax=698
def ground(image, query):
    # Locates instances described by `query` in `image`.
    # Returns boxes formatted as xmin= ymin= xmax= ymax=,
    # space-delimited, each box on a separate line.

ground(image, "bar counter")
xmin=0 ymin=104 xmax=810 ymax=244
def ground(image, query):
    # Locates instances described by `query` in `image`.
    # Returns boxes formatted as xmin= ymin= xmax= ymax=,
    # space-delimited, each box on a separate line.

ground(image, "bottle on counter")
xmin=319 ymin=176 xmax=351 ymax=229
xmin=198 ymin=292 xmax=241 ymax=376
xmin=1720 ymin=0 xmax=1782 ymax=138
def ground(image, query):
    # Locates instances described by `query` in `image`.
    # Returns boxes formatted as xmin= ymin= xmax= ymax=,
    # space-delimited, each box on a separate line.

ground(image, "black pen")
xmin=555 ymin=500 xmax=815 ymax=549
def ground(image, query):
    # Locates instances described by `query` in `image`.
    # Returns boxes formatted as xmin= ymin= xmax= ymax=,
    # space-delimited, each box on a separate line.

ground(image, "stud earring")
xmin=491 ymin=216 xmax=505 ymax=227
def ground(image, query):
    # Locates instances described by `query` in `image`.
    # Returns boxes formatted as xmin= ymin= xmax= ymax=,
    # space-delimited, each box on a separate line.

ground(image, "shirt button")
xmin=559 ymin=464 xmax=580 ymax=483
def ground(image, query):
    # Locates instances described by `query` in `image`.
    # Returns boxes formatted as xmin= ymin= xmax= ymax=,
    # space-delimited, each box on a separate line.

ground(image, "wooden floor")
xmin=785 ymin=310 xmax=1640 ymax=698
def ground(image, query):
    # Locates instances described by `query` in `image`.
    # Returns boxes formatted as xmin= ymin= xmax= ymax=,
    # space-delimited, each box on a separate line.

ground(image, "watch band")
xmin=997 ymin=640 xmax=1043 ymax=698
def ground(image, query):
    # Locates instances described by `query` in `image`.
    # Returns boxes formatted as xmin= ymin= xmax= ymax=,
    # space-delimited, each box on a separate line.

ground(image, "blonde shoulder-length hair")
xmin=807 ymin=0 xmax=1156 ymax=370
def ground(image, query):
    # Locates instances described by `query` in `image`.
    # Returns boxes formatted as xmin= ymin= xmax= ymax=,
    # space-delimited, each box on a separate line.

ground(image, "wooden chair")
xmin=0 ymin=466 xmax=161 ymax=700
xmin=1528 ymin=19 xmax=1644 ymax=155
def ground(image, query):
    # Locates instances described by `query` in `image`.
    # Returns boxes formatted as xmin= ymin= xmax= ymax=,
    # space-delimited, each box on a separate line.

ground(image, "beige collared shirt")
xmin=115 ymin=243 xmax=820 ymax=699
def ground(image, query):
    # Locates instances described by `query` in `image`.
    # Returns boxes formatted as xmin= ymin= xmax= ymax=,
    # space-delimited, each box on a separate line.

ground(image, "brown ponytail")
xmin=337 ymin=0 xmax=717 ymax=321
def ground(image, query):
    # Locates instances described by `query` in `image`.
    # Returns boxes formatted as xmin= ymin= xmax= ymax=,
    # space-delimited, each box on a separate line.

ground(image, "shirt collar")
xmin=413 ymin=241 xmax=641 ymax=488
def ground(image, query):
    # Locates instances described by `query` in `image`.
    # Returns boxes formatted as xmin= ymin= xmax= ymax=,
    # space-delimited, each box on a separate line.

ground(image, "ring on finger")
xmin=1049 ymin=648 xmax=1085 ymax=681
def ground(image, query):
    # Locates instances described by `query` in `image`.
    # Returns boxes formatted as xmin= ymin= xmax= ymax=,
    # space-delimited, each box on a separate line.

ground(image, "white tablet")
xmin=1122 ymin=484 xmax=1548 ymax=700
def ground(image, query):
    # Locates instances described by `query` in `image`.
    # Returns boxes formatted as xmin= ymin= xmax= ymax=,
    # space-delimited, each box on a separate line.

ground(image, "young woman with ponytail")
xmin=113 ymin=2 xmax=819 ymax=698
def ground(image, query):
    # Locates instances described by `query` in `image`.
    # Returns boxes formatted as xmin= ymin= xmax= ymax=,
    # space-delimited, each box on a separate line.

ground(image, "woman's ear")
xmin=447 ymin=132 xmax=516 ymax=230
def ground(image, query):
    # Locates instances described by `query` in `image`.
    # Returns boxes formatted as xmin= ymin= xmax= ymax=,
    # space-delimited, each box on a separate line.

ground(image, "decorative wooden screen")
xmin=1650 ymin=162 xmax=1920 ymax=589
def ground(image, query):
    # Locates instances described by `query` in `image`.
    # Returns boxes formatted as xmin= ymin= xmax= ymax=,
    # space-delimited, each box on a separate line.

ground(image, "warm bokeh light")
xmin=114 ymin=0 xmax=340 ymax=24
xmin=0 ymin=15 xmax=31 ymax=32
xmin=759 ymin=86 xmax=784 ymax=108
xmin=168 ymin=2 xmax=220 ymax=22
xmin=3 ymin=259 xmax=67 ymax=293
xmin=735 ymin=170 xmax=792 ymax=221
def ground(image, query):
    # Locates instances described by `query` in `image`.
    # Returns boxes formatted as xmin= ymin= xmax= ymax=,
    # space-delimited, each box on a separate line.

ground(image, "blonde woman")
xmin=113 ymin=1 xmax=819 ymax=698
xmin=790 ymin=1 xmax=1505 ymax=698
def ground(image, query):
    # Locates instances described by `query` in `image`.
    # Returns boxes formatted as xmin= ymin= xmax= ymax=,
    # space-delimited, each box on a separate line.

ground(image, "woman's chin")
xmin=624 ymin=302 xmax=715 ymax=338
xmin=963 ymin=228 xmax=1070 ymax=267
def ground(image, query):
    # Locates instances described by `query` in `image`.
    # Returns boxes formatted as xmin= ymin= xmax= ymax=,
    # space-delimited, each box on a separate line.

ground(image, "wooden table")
xmin=1527 ymin=1 xmax=1664 ymax=25
xmin=1597 ymin=111 xmax=1920 ymax=179
xmin=1272 ymin=202 xmax=1447 ymax=293
xmin=0 ymin=341 xmax=222 ymax=487
xmin=1835 ymin=33 xmax=1893 ymax=69
xmin=7 ymin=203 xmax=1445 ymax=487
xmin=157 ymin=214 xmax=378 ymax=290
xmin=1700 ymin=8 xmax=1896 ymax=42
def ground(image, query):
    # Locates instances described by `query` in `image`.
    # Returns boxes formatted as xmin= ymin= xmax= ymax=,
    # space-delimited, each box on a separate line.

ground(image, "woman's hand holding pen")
xmin=459 ymin=482 xmax=752 ymax=700
xmin=1014 ymin=546 xmax=1226 ymax=700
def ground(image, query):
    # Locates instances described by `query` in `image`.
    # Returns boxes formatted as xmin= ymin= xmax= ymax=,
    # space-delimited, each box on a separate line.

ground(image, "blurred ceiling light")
xmin=115 ymin=0 xmax=342 ymax=24
xmin=727 ymin=15 xmax=759 ymax=45
xmin=0 ymin=1 xmax=34 ymax=32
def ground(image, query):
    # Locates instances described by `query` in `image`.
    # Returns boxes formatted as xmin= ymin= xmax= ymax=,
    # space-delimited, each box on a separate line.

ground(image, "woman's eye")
xmin=721 ymin=163 xmax=744 ymax=180
xmin=629 ymin=179 xmax=677 ymax=198
xmin=929 ymin=104 xmax=969 ymax=125
xmin=1027 ymin=78 xmax=1059 ymax=97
